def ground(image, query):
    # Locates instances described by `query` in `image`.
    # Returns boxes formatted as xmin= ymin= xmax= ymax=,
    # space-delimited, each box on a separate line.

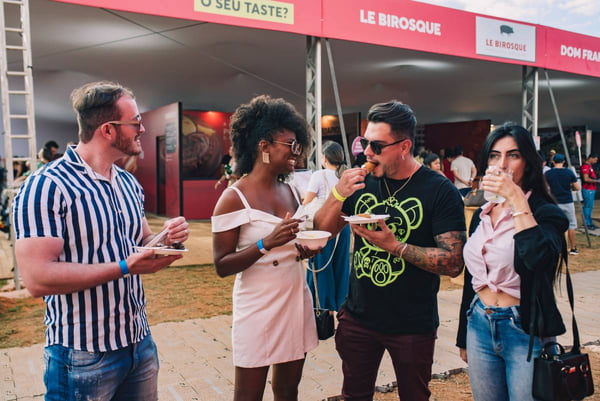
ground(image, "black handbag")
xmin=463 ymin=189 xmax=485 ymax=207
xmin=308 ymin=257 xmax=335 ymax=340
xmin=531 ymin=259 xmax=594 ymax=401
xmin=463 ymin=177 xmax=486 ymax=207
xmin=314 ymin=307 xmax=334 ymax=340
xmin=533 ymin=343 xmax=594 ymax=401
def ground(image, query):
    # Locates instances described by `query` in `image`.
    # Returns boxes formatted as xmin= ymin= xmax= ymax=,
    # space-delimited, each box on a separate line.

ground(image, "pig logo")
xmin=500 ymin=25 xmax=514 ymax=35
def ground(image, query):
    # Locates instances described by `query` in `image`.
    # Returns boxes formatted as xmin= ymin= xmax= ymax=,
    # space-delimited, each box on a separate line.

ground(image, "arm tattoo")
xmin=400 ymin=231 xmax=466 ymax=277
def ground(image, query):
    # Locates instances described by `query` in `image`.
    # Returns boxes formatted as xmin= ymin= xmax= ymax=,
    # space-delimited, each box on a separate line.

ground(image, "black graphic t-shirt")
xmin=341 ymin=166 xmax=465 ymax=334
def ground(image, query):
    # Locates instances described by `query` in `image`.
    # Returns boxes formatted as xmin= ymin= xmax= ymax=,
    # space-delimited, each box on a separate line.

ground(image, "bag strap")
xmin=527 ymin=247 xmax=580 ymax=360
xmin=306 ymin=169 xmax=339 ymax=273
xmin=310 ymin=260 xmax=322 ymax=310
xmin=306 ymin=233 xmax=340 ymax=273
xmin=565 ymin=259 xmax=582 ymax=354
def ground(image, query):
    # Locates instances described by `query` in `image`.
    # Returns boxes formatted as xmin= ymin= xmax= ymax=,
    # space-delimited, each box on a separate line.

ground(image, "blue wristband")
xmin=257 ymin=239 xmax=268 ymax=255
xmin=118 ymin=260 xmax=130 ymax=277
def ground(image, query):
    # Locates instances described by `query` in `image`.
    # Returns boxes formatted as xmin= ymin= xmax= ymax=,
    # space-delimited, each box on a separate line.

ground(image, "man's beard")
xmin=112 ymin=128 xmax=141 ymax=156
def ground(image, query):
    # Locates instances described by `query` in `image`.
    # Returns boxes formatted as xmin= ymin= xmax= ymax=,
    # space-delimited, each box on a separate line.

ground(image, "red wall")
xmin=181 ymin=110 xmax=232 ymax=220
xmin=183 ymin=180 xmax=225 ymax=220
xmin=424 ymin=120 xmax=491 ymax=166
xmin=134 ymin=102 xmax=181 ymax=215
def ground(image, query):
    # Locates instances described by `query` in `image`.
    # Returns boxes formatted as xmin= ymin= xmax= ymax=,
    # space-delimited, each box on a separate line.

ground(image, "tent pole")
xmin=324 ymin=39 xmax=351 ymax=168
xmin=544 ymin=69 xmax=590 ymax=247
xmin=306 ymin=36 xmax=322 ymax=171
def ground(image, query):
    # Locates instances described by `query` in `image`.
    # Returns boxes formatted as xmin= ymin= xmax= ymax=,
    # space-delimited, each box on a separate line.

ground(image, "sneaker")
xmin=587 ymin=225 xmax=597 ymax=230
xmin=570 ymin=248 xmax=579 ymax=255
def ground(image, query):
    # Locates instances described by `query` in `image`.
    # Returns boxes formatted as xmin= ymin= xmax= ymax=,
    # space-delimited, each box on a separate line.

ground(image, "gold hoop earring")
xmin=262 ymin=151 xmax=270 ymax=164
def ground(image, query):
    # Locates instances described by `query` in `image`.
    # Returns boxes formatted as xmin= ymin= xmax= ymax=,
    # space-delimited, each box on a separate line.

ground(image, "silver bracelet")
xmin=399 ymin=242 xmax=409 ymax=258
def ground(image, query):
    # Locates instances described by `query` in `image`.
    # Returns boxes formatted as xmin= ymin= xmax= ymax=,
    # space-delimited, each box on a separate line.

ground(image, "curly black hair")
xmin=229 ymin=95 xmax=310 ymax=176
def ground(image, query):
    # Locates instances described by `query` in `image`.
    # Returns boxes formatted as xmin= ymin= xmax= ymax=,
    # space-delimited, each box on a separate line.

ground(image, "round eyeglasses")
xmin=272 ymin=139 xmax=302 ymax=155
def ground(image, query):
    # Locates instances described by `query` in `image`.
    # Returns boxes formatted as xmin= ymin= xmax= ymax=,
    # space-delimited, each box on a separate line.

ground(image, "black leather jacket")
xmin=456 ymin=193 xmax=568 ymax=349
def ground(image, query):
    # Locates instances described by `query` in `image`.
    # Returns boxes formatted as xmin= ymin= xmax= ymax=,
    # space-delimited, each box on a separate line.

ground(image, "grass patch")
xmin=0 ymin=296 xmax=46 ymax=348
xmin=1 ymin=232 xmax=598 ymax=349
xmin=0 ymin=264 xmax=234 ymax=349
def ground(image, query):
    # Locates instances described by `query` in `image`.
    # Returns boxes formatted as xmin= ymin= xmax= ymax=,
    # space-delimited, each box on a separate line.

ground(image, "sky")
xmin=414 ymin=0 xmax=600 ymax=38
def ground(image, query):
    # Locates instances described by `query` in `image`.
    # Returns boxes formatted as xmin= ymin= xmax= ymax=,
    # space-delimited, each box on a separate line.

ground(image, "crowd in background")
xmin=0 ymin=140 xmax=62 ymax=233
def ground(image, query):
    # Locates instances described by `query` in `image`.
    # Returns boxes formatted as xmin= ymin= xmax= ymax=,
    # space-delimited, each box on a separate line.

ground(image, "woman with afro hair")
xmin=211 ymin=95 xmax=321 ymax=401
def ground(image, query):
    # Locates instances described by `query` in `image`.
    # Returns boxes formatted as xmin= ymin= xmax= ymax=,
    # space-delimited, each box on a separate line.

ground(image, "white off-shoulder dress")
xmin=211 ymin=185 xmax=318 ymax=368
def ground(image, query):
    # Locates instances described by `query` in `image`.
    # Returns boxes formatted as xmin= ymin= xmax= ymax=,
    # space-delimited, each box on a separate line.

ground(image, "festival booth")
xmin=122 ymin=104 xmax=232 ymax=220
xmin=128 ymin=107 xmax=361 ymax=220
xmin=56 ymin=0 xmax=600 ymax=219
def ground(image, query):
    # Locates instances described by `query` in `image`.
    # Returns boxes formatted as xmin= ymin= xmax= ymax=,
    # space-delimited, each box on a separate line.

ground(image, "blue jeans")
xmin=459 ymin=187 xmax=472 ymax=197
xmin=466 ymin=297 xmax=542 ymax=401
xmin=43 ymin=334 xmax=159 ymax=401
xmin=582 ymin=188 xmax=596 ymax=227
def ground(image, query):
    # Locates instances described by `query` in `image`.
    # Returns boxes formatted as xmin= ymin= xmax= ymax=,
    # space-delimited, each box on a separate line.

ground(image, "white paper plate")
xmin=343 ymin=214 xmax=390 ymax=224
xmin=134 ymin=246 xmax=189 ymax=255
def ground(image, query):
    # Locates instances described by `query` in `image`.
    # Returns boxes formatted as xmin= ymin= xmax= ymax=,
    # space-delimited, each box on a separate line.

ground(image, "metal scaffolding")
xmin=1 ymin=0 xmax=38 ymax=288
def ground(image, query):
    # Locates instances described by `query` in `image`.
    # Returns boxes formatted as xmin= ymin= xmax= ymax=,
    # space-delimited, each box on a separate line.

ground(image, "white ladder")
xmin=1 ymin=0 xmax=38 ymax=184
xmin=0 ymin=0 xmax=37 ymax=288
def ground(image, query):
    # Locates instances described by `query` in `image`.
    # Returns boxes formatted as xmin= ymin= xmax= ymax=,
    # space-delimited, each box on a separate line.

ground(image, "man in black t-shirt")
xmin=314 ymin=100 xmax=466 ymax=401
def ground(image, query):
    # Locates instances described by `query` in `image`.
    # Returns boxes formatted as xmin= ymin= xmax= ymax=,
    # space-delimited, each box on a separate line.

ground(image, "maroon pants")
xmin=334 ymin=307 xmax=436 ymax=401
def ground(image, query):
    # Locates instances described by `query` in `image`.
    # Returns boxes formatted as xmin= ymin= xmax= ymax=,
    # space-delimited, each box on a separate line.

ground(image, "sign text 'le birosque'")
xmin=359 ymin=9 xmax=441 ymax=36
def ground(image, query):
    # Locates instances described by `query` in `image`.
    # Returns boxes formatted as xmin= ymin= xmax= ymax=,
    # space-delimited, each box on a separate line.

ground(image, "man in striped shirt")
xmin=12 ymin=81 xmax=190 ymax=400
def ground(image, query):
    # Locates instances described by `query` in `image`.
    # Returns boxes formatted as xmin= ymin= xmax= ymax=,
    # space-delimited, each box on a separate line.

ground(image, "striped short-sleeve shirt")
xmin=12 ymin=146 xmax=149 ymax=352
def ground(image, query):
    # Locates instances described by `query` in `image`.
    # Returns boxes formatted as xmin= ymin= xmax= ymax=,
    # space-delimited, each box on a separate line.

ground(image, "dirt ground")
xmin=375 ymin=350 xmax=600 ymax=400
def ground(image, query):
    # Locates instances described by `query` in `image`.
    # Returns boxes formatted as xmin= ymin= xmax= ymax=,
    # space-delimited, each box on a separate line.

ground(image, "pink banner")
xmin=323 ymin=0 xmax=474 ymax=59
xmin=323 ymin=0 xmax=599 ymax=77
xmin=322 ymin=0 xmax=545 ymax=68
xmin=52 ymin=0 xmax=600 ymax=78
xmin=52 ymin=0 xmax=321 ymax=36
xmin=543 ymin=27 xmax=600 ymax=77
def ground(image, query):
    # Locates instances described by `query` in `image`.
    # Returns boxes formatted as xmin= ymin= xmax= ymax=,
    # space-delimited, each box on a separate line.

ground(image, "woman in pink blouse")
xmin=455 ymin=123 xmax=568 ymax=401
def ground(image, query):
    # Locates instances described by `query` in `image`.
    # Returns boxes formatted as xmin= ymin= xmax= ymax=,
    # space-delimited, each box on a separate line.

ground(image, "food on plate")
xmin=296 ymin=230 xmax=330 ymax=250
xmin=362 ymin=161 xmax=376 ymax=172
xmin=156 ymin=242 xmax=186 ymax=250
xmin=343 ymin=214 xmax=390 ymax=224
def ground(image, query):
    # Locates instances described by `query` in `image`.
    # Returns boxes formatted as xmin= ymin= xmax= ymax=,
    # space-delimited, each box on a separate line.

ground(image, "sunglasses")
xmin=359 ymin=137 xmax=407 ymax=155
xmin=272 ymin=139 xmax=303 ymax=155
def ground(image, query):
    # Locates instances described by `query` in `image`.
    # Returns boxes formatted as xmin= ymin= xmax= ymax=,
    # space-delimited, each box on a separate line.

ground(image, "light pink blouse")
xmin=463 ymin=202 xmax=521 ymax=299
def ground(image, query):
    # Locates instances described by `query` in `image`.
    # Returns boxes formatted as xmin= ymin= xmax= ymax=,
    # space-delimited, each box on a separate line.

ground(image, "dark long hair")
xmin=479 ymin=123 xmax=554 ymax=204
xmin=482 ymin=123 xmax=566 ymax=281
xmin=322 ymin=140 xmax=346 ymax=178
